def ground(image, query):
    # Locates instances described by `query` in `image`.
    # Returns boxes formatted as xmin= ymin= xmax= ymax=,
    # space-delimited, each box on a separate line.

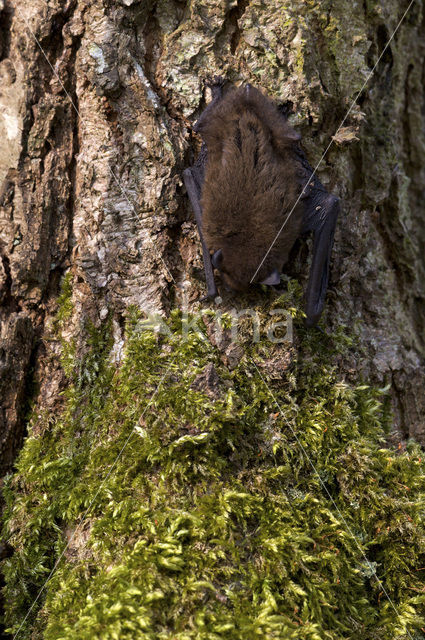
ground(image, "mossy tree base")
xmin=2 ymin=297 xmax=425 ymax=639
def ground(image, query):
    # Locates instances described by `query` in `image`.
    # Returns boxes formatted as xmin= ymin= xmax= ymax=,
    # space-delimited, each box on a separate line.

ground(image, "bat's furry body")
xmin=199 ymin=85 xmax=304 ymax=289
xmin=184 ymin=80 xmax=340 ymax=326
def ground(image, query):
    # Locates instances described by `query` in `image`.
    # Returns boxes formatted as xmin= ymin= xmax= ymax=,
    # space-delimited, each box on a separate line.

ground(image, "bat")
xmin=183 ymin=78 xmax=339 ymax=327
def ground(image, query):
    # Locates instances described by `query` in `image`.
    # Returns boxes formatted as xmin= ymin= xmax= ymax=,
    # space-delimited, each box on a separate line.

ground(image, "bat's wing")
xmin=183 ymin=146 xmax=218 ymax=299
xmin=301 ymin=182 xmax=340 ymax=327
xmin=184 ymin=78 xmax=226 ymax=300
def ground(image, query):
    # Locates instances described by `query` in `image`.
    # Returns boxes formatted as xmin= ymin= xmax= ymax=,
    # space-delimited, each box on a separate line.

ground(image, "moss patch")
xmin=53 ymin=272 xmax=74 ymax=330
xmin=2 ymin=299 xmax=425 ymax=639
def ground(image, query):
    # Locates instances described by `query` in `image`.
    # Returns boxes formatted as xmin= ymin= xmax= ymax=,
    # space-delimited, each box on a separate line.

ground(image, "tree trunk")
xmin=1 ymin=0 xmax=424 ymax=476
xmin=1 ymin=0 xmax=425 ymax=633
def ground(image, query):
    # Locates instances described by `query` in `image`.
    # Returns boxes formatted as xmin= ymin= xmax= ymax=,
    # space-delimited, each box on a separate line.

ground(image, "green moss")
xmin=2 ymin=296 xmax=425 ymax=639
xmin=54 ymin=272 xmax=74 ymax=330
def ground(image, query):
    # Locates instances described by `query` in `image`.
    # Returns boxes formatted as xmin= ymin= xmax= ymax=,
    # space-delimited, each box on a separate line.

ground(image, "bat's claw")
xmin=204 ymin=76 xmax=226 ymax=100
xmin=205 ymin=75 xmax=225 ymax=89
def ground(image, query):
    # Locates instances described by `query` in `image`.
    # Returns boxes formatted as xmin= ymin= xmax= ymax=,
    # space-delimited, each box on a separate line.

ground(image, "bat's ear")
xmin=259 ymin=269 xmax=280 ymax=286
xmin=211 ymin=249 xmax=223 ymax=269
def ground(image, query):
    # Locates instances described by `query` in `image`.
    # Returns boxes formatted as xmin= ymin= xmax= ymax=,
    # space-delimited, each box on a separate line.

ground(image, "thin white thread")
xmin=18 ymin=8 xmax=176 ymax=285
xmin=252 ymin=360 xmax=414 ymax=640
xmin=11 ymin=367 xmax=170 ymax=640
xmin=250 ymin=0 xmax=416 ymax=283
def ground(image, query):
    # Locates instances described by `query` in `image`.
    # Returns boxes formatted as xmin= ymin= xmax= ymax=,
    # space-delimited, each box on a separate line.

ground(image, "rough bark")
xmin=1 ymin=0 xmax=425 ymax=474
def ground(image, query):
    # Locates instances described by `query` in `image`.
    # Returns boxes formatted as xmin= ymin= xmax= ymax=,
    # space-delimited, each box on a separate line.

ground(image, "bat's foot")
xmin=277 ymin=101 xmax=294 ymax=119
xmin=205 ymin=75 xmax=225 ymax=88
xmin=204 ymin=75 xmax=225 ymax=98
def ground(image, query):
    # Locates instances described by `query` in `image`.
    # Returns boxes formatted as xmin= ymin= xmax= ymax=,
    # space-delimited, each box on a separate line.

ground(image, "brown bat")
xmin=183 ymin=78 xmax=339 ymax=326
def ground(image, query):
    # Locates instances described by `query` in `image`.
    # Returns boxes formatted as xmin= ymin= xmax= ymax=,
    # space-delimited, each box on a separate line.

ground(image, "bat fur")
xmin=198 ymin=84 xmax=305 ymax=290
xmin=184 ymin=80 xmax=340 ymax=325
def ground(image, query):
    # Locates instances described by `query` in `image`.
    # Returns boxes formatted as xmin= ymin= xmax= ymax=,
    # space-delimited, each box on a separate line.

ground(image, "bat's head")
xmin=211 ymin=249 xmax=280 ymax=291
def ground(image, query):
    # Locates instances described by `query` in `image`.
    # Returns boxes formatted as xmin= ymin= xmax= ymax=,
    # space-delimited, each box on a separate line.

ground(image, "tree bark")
xmin=1 ymin=0 xmax=425 ymax=476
